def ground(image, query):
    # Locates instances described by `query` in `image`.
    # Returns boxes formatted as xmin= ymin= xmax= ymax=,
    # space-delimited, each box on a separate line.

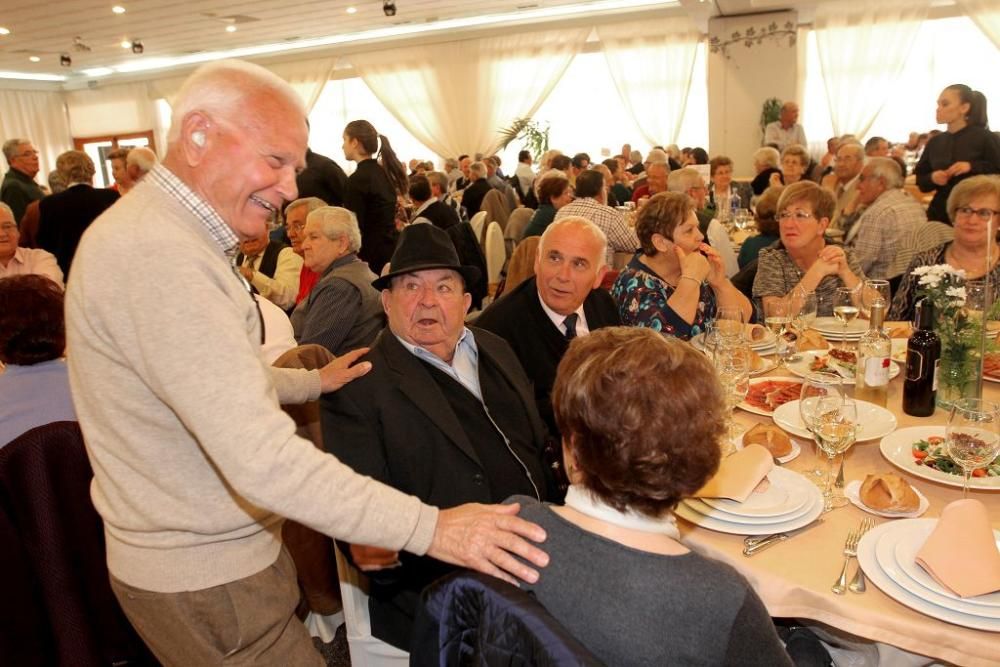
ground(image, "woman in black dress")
xmin=342 ymin=120 xmax=408 ymax=273
xmin=915 ymin=84 xmax=1000 ymax=224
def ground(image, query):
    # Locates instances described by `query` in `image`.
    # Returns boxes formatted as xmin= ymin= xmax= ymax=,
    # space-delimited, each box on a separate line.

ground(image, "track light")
xmin=383 ymin=1 xmax=396 ymax=17
xmin=60 ymin=53 xmax=72 ymax=67
xmin=131 ymin=40 xmax=144 ymax=54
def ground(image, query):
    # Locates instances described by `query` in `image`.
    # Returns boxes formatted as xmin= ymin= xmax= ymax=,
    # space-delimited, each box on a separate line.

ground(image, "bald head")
xmin=780 ymin=102 xmax=799 ymax=128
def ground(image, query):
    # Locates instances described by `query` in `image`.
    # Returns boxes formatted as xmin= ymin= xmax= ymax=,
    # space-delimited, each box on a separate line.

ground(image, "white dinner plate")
xmin=683 ymin=495 xmax=815 ymax=525
xmin=784 ymin=351 xmax=900 ymax=385
xmin=734 ymin=435 xmax=802 ymax=464
xmin=691 ymin=330 xmax=776 ymax=353
xmin=737 ymin=376 xmax=804 ymax=416
xmin=677 ymin=482 xmax=823 ymax=535
xmin=891 ymin=523 xmax=1000 ymax=612
xmin=844 ymin=479 xmax=929 ymax=518
xmin=891 ymin=339 xmax=908 ymax=363
xmin=879 ymin=426 xmax=1000 ymax=491
xmin=699 ymin=348 xmax=778 ymax=376
xmin=858 ymin=520 xmax=1000 ymax=632
xmin=772 ymin=399 xmax=898 ymax=442
xmin=814 ymin=317 xmax=868 ymax=336
xmin=700 ymin=466 xmax=812 ymax=518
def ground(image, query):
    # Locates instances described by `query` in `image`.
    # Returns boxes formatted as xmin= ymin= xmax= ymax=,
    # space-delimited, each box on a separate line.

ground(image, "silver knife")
xmin=742 ymin=518 xmax=824 ymax=556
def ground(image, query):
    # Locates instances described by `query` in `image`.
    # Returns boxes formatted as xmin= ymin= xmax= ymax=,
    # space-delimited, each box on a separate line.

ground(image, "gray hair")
xmin=469 ymin=161 xmax=487 ymax=179
xmin=0 ymin=201 xmax=14 ymax=221
xmin=645 ymin=148 xmax=668 ymax=165
xmin=667 ymin=167 xmax=703 ymax=193
xmin=168 ymin=59 xmax=305 ymax=144
xmin=307 ymin=206 xmax=362 ymax=253
xmin=752 ymin=146 xmax=781 ymax=170
xmin=837 ymin=142 xmax=864 ymax=160
xmin=538 ymin=216 xmax=609 ymax=268
xmin=285 ymin=196 xmax=326 ymax=219
xmin=126 ymin=146 xmax=157 ymax=173
xmin=425 ymin=170 xmax=448 ymax=193
xmin=2 ymin=138 xmax=30 ymax=165
xmin=539 ymin=149 xmax=562 ymax=169
xmin=865 ymin=157 xmax=904 ymax=190
xmin=444 ymin=157 xmax=458 ymax=171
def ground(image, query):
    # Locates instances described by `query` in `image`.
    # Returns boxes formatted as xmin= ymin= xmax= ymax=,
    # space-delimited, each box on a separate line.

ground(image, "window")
xmin=73 ymin=131 xmax=155 ymax=188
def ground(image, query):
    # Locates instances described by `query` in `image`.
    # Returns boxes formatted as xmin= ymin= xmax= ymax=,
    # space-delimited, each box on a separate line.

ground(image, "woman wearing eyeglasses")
xmin=753 ymin=181 xmax=864 ymax=316
xmin=889 ymin=175 xmax=1000 ymax=321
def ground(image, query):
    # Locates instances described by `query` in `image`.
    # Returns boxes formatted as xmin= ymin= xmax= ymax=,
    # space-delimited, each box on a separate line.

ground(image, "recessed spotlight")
xmin=29 ymin=56 xmax=40 ymax=62
xmin=112 ymin=5 xmax=126 ymax=14
xmin=0 ymin=27 xmax=10 ymax=36
xmin=60 ymin=53 xmax=72 ymax=67
xmin=121 ymin=39 xmax=131 ymax=49
xmin=383 ymin=1 xmax=396 ymax=17
xmin=131 ymin=39 xmax=143 ymax=54
xmin=346 ymin=6 xmax=357 ymax=13
xmin=226 ymin=25 xmax=237 ymax=33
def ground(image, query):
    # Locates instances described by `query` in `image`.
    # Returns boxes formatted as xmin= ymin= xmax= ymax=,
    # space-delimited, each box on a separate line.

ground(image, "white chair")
xmin=484 ymin=221 xmax=506 ymax=303
xmin=469 ymin=211 xmax=487 ymax=247
xmin=334 ymin=544 xmax=409 ymax=666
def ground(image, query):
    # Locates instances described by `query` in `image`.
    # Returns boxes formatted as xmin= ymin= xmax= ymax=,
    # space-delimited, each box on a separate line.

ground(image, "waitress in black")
xmin=915 ymin=84 xmax=1000 ymax=224
xmin=342 ymin=120 xmax=408 ymax=274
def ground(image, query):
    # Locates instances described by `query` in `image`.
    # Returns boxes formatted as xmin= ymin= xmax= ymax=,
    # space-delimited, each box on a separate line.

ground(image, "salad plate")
xmin=784 ymin=350 xmax=900 ymax=385
xmin=879 ymin=426 xmax=1000 ymax=490
xmin=772 ymin=399 xmax=897 ymax=442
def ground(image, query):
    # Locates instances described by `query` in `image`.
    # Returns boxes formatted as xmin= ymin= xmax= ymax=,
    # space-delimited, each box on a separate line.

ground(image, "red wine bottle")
xmin=903 ymin=299 xmax=940 ymax=417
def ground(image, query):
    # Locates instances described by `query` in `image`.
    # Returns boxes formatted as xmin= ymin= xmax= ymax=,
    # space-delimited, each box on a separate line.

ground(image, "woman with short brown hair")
xmin=510 ymin=327 xmax=792 ymax=666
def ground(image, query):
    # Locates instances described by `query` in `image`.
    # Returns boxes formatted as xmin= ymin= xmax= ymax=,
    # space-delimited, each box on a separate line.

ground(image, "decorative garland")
xmin=709 ymin=20 xmax=797 ymax=60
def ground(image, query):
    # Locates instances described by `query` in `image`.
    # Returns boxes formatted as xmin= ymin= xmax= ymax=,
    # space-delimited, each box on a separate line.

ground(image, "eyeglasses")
xmin=956 ymin=206 xmax=1000 ymax=221
xmin=778 ymin=211 xmax=816 ymax=222
xmin=287 ymin=221 xmax=306 ymax=233
xmin=0 ymin=223 xmax=17 ymax=232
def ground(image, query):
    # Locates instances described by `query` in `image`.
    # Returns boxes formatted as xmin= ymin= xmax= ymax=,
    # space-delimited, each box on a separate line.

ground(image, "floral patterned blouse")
xmin=611 ymin=255 xmax=716 ymax=340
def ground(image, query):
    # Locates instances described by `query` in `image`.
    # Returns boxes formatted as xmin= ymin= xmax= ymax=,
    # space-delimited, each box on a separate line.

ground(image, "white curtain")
xmin=957 ymin=0 xmax=1000 ymax=49
xmin=349 ymin=27 xmax=589 ymax=158
xmin=64 ymin=81 xmax=160 ymax=138
xmin=267 ymin=57 xmax=337 ymax=113
xmin=0 ymin=88 xmax=72 ymax=179
xmin=598 ymin=16 xmax=701 ymax=147
xmin=813 ymin=1 xmax=927 ymax=138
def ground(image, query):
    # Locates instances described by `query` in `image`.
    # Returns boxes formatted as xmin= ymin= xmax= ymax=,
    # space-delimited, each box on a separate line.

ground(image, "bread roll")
xmin=747 ymin=324 xmax=768 ymax=342
xmin=796 ymin=329 xmax=828 ymax=352
xmin=860 ymin=473 xmax=919 ymax=513
xmin=742 ymin=423 xmax=793 ymax=458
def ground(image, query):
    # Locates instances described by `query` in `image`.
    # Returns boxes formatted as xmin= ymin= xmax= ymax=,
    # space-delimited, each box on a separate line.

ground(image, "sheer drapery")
xmin=64 ymin=82 xmax=160 ymax=138
xmin=0 ymin=89 xmax=71 ymax=178
xmin=268 ymin=57 xmax=337 ymax=113
xmin=597 ymin=16 xmax=700 ymax=147
xmin=813 ymin=1 xmax=927 ymax=138
xmin=957 ymin=0 xmax=1000 ymax=49
xmin=350 ymin=27 xmax=589 ymax=158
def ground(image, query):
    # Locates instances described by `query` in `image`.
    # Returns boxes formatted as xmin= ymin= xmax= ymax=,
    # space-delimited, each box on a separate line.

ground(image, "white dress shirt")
xmin=0 ymin=247 xmax=64 ymax=288
xmin=247 ymin=246 xmax=303 ymax=310
xmin=537 ymin=292 xmax=590 ymax=338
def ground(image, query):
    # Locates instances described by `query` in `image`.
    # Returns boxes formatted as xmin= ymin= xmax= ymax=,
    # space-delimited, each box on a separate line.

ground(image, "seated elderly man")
xmin=845 ymin=157 xmax=926 ymax=282
xmin=321 ymin=223 xmax=553 ymax=650
xmin=284 ymin=196 xmax=326 ymax=305
xmin=409 ymin=174 xmax=459 ymax=230
xmin=485 ymin=156 xmax=518 ymax=210
xmin=426 ymin=170 xmax=466 ymax=223
xmin=630 ymin=150 xmax=670 ymax=203
xmin=667 ymin=167 xmax=739 ymax=277
xmin=291 ymin=206 xmax=384 ymax=355
xmin=554 ymin=170 xmax=638 ymax=266
xmin=458 ymin=161 xmax=491 ymax=216
xmin=476 ymin=217 xmax=621 ymax=441
xmin=0 ymin=203 xmax=63 ymax=287
xmin=236 ymin=229 xmax=303 ymax=310
xmin=821 ymin=141 xmax=865 ymax=231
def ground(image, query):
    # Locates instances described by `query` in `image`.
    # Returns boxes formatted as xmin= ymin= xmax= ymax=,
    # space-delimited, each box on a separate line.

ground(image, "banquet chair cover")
xmin=445 ymin=222 xmax=488 ymax=311
xmin=505 ymin=207 xmax=534 ymax=247
xmin=273 ymin=344 xmax=343 ymax=617
xmin=481 ymin=189 xmax=511 ymax=234
xmin=484 ymin=222 xmax=506 ymax=301
xmin=0 ymin=421 xmax=154 ymax=666
xmin=502 ymin=236 xmax=542 ymax=296
xmin=411 ymin=571 xmax=603 ymax=666
xmin=334 ymin=545 xmax=409 ymax=666
xmin=469 ymin=211 xmax=488 ymax=248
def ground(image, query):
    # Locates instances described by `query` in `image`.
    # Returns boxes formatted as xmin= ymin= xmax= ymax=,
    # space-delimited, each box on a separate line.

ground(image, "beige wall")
xmin=707 ymin=10 xmax=799 ymax=179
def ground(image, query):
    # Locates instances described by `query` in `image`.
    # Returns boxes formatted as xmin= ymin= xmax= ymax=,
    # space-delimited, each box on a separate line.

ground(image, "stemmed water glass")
xmin=714 ymin=339 xmax=751 ymax=456
xmin=764 ymin=297 xmax=792 ymax=370
xmin=860 ymin=279 xmax=891 ymax=321
xmin=833 ymin=287 xmax=859 ymax=350
xmin=946 ymin=398 xmax=1000 ymax=498
xmin=799 ymin=371 xmax=844 ymax=483
xmin=812 ymin=398 xmax=858 ymax=511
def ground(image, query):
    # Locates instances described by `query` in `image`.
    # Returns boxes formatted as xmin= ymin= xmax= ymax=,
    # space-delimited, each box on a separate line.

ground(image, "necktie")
xmin=563 ymin=313 xmax=578 ymax=341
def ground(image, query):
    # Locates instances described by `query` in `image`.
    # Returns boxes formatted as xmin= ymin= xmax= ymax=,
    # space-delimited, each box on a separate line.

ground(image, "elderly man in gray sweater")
xmin=65 ymin=59 xmax=547 ymax=666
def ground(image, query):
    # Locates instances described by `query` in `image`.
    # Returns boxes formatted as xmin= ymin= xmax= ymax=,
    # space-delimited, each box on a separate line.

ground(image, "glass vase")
xmin=936 ymin=344 xmax=982 ymax=409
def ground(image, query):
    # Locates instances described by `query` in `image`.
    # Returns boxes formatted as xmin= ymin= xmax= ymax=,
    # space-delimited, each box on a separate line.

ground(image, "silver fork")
xmin=831 ymin=528 xmax=860 ymax=595
xmin=848 ymin=518 xmax=876 ymax=593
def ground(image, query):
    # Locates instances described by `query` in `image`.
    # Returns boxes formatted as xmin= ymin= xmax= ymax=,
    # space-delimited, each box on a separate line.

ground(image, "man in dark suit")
xmin=36 ymin=150 xmax=119 ymax=277
xmin=295 ymin=148 xmax=348 ymax=207
xmin=321 ymin=224 xmax=553 ymax=651
xmin=457 ymin=161 xmax=491 ymax=217
xmin=475 ymin=217 xmax=621 ymax=440
xmin=408 ymin=174 xmax=458 ymax=230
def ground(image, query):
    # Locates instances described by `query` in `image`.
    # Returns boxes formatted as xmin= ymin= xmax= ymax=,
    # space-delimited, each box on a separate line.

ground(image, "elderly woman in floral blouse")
xmin=611 ymin=192 xmax=751 ymax=339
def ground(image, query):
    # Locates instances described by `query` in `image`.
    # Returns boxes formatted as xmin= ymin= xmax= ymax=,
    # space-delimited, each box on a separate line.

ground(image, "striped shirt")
xmin=148 ymin=165 xmax=238 ymax=256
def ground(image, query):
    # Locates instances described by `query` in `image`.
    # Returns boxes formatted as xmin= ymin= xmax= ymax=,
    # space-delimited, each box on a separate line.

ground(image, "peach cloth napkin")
xmin=915 ymin=499 xmax=1000 ymax=598
xmin=694 ymin=444 xmax=773 ymax=503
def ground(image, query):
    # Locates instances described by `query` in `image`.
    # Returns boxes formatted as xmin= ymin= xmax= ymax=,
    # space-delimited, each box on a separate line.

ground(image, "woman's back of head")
xmin=344 ymin=119 xmax=408 ymax=194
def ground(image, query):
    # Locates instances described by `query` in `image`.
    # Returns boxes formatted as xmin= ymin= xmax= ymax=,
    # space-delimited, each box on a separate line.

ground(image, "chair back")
xmin=469 ymin=211 xmax=487 ymax=247
xmin=481 ymin=189 xmax=511 ymax=233
xmin=504 ymin=236 xmax=541 ymax=294
xmin=484 ymin=222 xmax=506 ymax=302
xmin=505 ymin=208 xmax=534 ymax=252
xmin=333 ymin=545 xmax=409 ymax=666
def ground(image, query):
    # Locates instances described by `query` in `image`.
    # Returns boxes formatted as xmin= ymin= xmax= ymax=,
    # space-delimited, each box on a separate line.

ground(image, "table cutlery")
xmin=831 ymin=527 xmax=861 ymax=594
xmin=742 ymin=518 xmax=824 ymax=556
xmin=848 ymin=517 xmax=876 ymax=593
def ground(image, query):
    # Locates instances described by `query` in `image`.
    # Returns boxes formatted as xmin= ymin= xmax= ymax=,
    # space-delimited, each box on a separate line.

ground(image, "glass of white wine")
xmin=812 ymin=397 xmax=858 ymax=510
xmin=764 ymin=297 xmax=792 ymax=370
xmin=946 ymin=398 xmax=1000 ymax=498
xmin=799 ymin=371 xmax=843 ymax=482
xmin=833 ymin=287 xmax=859 ymax=351
xmin=714 ymin=340 xmax=751 ymax=455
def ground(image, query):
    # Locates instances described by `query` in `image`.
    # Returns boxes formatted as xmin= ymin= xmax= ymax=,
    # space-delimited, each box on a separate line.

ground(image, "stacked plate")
xmin=690 ymin=329 xmax=776 ymax=355
xmin=858 ymin=519 xmax=1000 ymax=632
xmin=676 ymin=467 xmax=823 ymax=536
xmin=813 ymin=316 xmax=867 ymax=342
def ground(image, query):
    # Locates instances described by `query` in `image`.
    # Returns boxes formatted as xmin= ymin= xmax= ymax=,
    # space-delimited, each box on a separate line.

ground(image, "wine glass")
xmin=812 ymin=398 xmax=858 ymax=510
xmin=715 ymin=306 xmax=746 ymax=345
xmin=764 ymin=297 xmax=792 ymax=370
xmin=833 ymin=287 xmax=859 ymax=351
xmin=799 ymin=371 xmax=843 ymax=481
xmin=965 ymin=280 xmax=989 ymax=323
xmin=861 ymin=279 xmax=891 ymax=320
xmin=714 ymin=340 xmax=751 ymax=455
xmin=946 ymin=398 xmax=1000 ymax=498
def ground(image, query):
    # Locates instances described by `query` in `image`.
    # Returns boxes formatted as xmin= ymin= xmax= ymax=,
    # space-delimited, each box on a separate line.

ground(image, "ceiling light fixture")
xmin=60 ymin=53 xmax=72 ymax=67
xmin=112 ymin=5 xmax=126 ymax=14
xmin=29 ymin=56 xmax=40 ymax=62
xmin=226 ymin=25 xmax=237 ymax=33
xmin=0 ymin=70 xmax=67 ymax=81
xmin=131 ymin=40 xmax=144 ymax=54
xmin=0 ymin=27 xmax=10 ymax=36
xmin=383 ymin=1 xmax=397 ymax=17
xmin=346 ymin=6 xmax=357 ymax=13
xmin=121 ymin=39 xmax=131 ymax=49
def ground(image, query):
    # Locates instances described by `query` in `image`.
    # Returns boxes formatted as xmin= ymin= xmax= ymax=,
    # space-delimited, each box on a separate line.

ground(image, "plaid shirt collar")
xmin=148 ymin=164 xmax=239 ymax=256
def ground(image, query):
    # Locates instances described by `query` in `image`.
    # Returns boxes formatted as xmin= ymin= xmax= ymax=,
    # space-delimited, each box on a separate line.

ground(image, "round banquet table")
xmin=679 ymin=333 xmax=1000 ymax=666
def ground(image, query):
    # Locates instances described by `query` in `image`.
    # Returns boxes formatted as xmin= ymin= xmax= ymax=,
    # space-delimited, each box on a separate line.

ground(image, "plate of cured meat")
xmin=984 ymin=352 xmax=1000 ymax=383
xmin=738 ymin=377 xmax=805 ymax=416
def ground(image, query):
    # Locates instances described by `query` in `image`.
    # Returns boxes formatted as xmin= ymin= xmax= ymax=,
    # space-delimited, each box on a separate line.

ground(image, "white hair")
xmin=126 ymin=147 xmax=157 ymax=173
xmin=469 ymin=161 xmax=487 ymax=179
xmin=645 ymin=148 xmax=668 ymax=165
xmin=538 ymin=216 xmax=609 ymax=268
xmin=752 ymin=146 xmax=780 ymax=170
xmin=865 ymin=157 xmax=904 ymax=190
xmin=2 ymin=138 xmax=29 ymax=164
xmin=285 ymin=196 xmax=326 ymax=219
xmin=307 ymin=206 xmax=362 ymax=253
xmin=168 ymin=59 xmax=305 ymax=144
xmin=667 ymin=167 xmax=703 ymax=193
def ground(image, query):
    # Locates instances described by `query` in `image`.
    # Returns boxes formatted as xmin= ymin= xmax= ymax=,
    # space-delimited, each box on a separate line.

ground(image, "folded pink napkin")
xmin=915 ymin=499 xmax=1000 ymax=598
xmin=694 ymin=444 xmax=773 ymax=503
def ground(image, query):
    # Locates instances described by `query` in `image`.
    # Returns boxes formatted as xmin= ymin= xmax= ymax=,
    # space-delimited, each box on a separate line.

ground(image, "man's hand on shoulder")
xmin=319 ymin=347 xmax=372 ymax=393
xmin=428 ymin=502 xmax=548 ymax=586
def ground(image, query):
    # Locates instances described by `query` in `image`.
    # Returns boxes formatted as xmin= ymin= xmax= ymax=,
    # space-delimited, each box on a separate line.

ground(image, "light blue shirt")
xmin=0 ymin=359 xmax=78 ymax=447
xmin=395 ymin=327 xmax=482 ymax=399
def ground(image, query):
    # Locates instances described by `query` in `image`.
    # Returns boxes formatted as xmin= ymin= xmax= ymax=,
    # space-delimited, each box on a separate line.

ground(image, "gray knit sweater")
xmin=65 ymin=173 xmax=436 ymax=593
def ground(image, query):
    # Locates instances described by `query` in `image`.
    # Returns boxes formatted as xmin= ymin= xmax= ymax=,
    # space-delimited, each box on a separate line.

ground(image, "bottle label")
xmin=932 ymin=359 xmax=940 ymax=391
xmin=864 ymin=356 xmax=891 ymax=386
xmin=906 ymin=349 xmax=924 ymax=382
